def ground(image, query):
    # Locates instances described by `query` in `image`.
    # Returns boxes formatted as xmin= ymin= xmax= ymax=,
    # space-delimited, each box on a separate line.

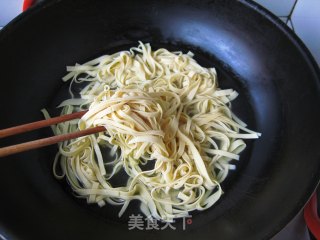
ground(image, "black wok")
xmin=0 ymin=0 xmax=319 ymax=239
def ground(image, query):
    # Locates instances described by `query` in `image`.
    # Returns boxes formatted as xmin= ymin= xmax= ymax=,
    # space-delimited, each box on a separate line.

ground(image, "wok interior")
xmin=0 ymin=0 xmax=319 ymax=239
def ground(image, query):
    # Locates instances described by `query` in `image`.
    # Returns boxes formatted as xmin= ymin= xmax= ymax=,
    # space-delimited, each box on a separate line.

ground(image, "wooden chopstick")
xmin=0 ymin=126 xmax=105 ymax=157
xmin=0 ymin=110 xmax=106 ymax=157
xmin=0 ymin=110 xmax=87 ymax=138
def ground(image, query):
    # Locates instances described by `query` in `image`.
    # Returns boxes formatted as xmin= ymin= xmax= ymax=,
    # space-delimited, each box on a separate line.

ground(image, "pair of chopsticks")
xmin=0 ymin=111 xmax=105 ymax=157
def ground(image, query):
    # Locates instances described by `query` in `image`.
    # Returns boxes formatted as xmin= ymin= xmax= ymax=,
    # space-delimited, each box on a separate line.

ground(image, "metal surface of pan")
xmin=0 ymin=0 xmax=319 ymax=239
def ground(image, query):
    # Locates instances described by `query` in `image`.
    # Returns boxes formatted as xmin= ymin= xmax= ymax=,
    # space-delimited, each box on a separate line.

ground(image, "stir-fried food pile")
xmin=43 ymin=42 xmax=260 ymax=222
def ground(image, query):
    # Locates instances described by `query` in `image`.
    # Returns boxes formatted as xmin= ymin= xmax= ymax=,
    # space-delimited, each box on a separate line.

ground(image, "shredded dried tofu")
xmin=43 ymin=42 xmax=260 ymax=222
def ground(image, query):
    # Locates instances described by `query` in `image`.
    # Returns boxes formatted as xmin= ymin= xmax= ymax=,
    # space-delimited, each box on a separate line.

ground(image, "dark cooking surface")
xmin=0 ymin=0 xmax=319 ymax=239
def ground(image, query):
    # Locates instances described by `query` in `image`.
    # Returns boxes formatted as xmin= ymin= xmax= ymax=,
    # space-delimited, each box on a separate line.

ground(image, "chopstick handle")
xmin=0 ymin=126 xmax=105 ymax=158
xmin=0 ymin=110 xmax=87 ymax=139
